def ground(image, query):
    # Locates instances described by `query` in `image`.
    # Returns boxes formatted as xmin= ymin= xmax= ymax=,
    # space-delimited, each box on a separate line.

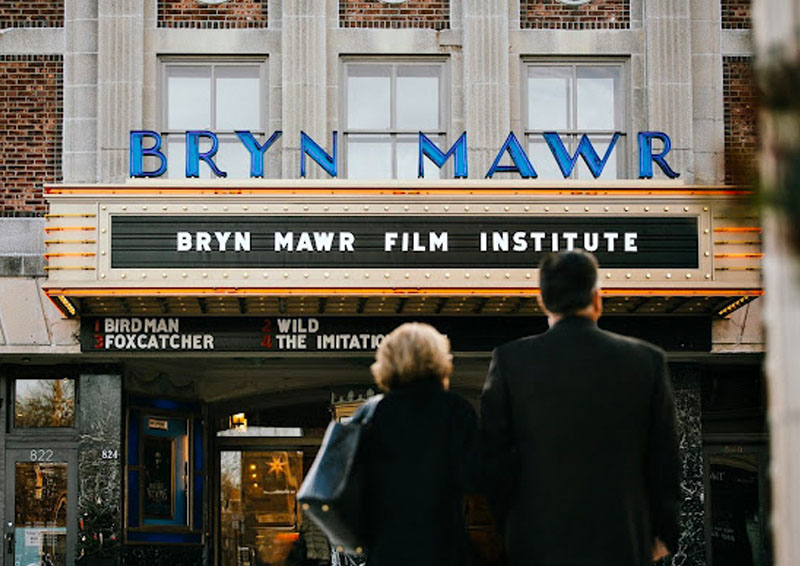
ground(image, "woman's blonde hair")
xmin=370 ymin=322 xmax=453 ymax=391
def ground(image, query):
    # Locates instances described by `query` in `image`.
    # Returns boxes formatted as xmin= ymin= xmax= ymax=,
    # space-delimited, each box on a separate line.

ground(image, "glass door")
xmin=705 ymin=444 xmax=772 ymax=566
xmin=4 ymin=448 xmax=77 ymax=566
xmin=219 ymin=449 xmax=305 ymax=566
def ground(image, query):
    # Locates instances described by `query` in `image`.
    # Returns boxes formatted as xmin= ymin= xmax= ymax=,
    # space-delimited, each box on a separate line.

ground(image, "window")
xmin=126 ymin=401 xmax=204 ymax=542
xmin=344 ymin=61 xmax=447 ymax=179
xmin=13 ymin=378 xmax=75 ymax=428
xmin=162 ymin=60 xmax=266 ymax=179
xmin=525 ymin=62 xmax=626 ymax=179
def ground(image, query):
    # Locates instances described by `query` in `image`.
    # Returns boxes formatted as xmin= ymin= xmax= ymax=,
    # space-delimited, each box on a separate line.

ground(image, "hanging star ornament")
xmin=267 ymin=455 xmax=287 ymax=477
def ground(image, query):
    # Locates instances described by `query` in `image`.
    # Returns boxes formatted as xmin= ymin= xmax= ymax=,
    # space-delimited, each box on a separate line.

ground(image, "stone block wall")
xmin=721 ymin=0 xmax=751 ymax=29
xmin=339 ymin=0 xmax=450 ymax=30
xmin=723 ymin=56 xmax=758 ymax=184
xmin=157 ymin=0 xmax=268 ymax=29
xmin=520 ymin=0 xmax=629 ymax=30
xmin=669 ymin=365 xmax=706 ymax=566
xmin=79 ymin=374 xmax=123 ymax=563
xmin=0 ymin=55 xmax=63 ymax=217
xmin=0 ymin=0 xmax=64 ymax=28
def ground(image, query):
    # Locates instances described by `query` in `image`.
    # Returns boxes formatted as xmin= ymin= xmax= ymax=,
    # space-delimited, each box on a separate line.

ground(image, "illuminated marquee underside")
xmin=42 ymin=180 xmax=762 ymax=318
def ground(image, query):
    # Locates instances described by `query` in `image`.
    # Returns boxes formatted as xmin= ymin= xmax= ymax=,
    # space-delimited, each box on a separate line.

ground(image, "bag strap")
xmin=351 ymin=394 xmax=384 ymax=425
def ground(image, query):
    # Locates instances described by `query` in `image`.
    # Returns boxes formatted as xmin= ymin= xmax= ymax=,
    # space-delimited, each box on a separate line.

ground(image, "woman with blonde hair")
xmin=358 ymin=322 xmax=479 ymax=566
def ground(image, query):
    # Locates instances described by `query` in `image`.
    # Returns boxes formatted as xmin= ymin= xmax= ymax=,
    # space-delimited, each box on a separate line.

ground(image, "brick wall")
xmin=0 ymin=1 xmax=64 ymax=28
xmin=520 ymin=0 xmax=629 ymax=30
xmin=723 ymin=57 xmax=758 ymax=185
xmin=340 ymin=0 xmax=449 ymax=30
xmin=158 ymin=0 xmax=267 ymax=29
xmin=0 ymin=55 xmax=63 ymax=217
xmin=721 ymin=0 xmax=751 ymax=30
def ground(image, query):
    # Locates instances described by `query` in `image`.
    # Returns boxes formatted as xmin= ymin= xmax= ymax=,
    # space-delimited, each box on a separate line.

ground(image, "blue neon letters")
xmin=543 ymin=132 xmax=622 ymax=179
xmin=129 ymin=131 xmax=167 ymax=178
xmin=236 ymin=131 xmax=283 ymax=178
xmin=419 ymin=132 xmax=469 ymax=178
xmin=129 ymin=130 xmax=679 ymax=179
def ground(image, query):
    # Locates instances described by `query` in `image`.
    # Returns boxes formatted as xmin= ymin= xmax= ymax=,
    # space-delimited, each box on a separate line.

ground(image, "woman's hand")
xmin=652 ymin=537 xmax=669 ymax=562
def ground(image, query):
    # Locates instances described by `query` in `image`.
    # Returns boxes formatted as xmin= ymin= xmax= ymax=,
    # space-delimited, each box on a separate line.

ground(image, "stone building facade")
xmin=0 ymin=2 xmax=766 ymax=566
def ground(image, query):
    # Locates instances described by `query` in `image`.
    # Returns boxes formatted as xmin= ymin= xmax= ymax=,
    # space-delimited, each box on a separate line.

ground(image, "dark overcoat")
xmin=481 ymin=315 xmax=681 ymax=566
xmin=361 ymin=380 xmax=479 ymax=566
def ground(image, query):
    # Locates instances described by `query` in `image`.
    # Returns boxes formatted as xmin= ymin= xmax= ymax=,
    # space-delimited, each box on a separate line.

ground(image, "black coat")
xmin=480 ymin=316 xmax=681 ymax=566
xmin=362 ymin=381 xmax=479 ymax=566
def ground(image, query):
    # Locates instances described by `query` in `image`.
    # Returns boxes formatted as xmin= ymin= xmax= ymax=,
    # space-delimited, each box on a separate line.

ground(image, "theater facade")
xmin=0 ymin=2 xmax=766 ymax=566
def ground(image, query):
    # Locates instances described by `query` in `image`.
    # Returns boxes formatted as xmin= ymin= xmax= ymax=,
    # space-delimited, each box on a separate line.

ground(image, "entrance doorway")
xmin=212 ymin=395 xmax=331 ymax=566
xmin=705 ymin=443 xmax=772 ymax=566
xmin=219 ymin=448 xmax=305 ymax=566
xmin=4 ymin=448 xmax=77 ymax=566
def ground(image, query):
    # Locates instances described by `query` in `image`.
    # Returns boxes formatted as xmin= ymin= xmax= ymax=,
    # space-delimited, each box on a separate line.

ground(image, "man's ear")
xmin=593 ymin=288 xmax=603 ymax=316
xmin=537 ymin=294 xmax=549 ymax=316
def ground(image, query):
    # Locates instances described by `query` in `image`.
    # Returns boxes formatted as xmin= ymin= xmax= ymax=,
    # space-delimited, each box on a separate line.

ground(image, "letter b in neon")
xmin=129 ymin=130 xmax=167 ymax=177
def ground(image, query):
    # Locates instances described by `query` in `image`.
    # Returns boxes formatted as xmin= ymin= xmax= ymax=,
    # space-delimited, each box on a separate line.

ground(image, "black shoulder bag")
xmin=297 ymin=395 xmax=383 ymax=556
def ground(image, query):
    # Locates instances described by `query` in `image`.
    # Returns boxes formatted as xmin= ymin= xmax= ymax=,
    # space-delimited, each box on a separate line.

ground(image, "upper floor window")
xmin=343 ymin=61 xmax=447 ymax=179
xmin=525 ymin=62 xmax=626 ymax=179
xmin=162 ymin=59 xmax=266 ymax=179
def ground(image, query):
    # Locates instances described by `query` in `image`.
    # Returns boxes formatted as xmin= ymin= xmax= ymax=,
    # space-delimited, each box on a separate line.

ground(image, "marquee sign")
xmin=41 ymin=181 xmax=763 ymax=319
xmin=110 ymin=215 xmax=699 ymax=270
xmin=79 ymin=316 xmax=711 ymax=353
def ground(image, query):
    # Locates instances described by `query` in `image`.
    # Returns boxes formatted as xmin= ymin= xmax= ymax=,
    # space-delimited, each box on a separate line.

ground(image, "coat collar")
xmin=548 ymin=314 xmax=598 ymax=331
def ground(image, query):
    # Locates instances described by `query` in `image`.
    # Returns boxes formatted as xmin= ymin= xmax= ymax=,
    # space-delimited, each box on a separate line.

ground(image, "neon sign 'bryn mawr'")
xmin=129 ymin=130 xmax=680 ymax=180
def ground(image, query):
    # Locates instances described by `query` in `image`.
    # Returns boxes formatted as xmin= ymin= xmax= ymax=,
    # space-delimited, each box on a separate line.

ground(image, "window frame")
xmin=522 ymin=58 xmax=629 ymax=179
xmin=341 ymin=58 xmax=450 ymax=179
xmin=159 ymin=56 xmax=268 ymax=178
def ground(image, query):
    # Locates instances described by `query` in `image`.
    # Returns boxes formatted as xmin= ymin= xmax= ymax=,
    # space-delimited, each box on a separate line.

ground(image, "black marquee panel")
xmin=110 ymin=215 xmax=699 ymax=269
xmin=81 ymin=315 xmax=711 ymax=353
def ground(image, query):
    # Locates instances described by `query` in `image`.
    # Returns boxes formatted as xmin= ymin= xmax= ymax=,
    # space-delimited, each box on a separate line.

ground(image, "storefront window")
xmin=220 ymin=450 xmax=303 ymax=566
xmin=125 ymin=401 xmax=204 ymax=544
xmin=162 ymin=60 xmax=265 ymax=179
xmin=14 ymin=378 xmax=75 ymax=428
xmin=140 ymin=415 xmax=190 ymax=526
xmin=525 ymin=62 xmax=625 ymax=179
xmin=344 ymin=61 xmax=446 ymax=179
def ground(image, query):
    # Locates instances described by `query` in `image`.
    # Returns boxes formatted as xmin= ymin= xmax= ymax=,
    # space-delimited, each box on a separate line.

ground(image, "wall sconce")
xmin=230 ymin=412 xmax=247 ymax=430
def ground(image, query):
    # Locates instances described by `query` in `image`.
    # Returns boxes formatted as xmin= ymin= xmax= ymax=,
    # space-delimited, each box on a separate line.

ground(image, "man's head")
xmin=538 ymin=250 xmax=602 ymax=323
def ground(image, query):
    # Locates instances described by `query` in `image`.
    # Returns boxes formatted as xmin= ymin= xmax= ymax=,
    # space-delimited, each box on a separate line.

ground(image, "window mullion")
xmin=391 ymin=134 xmax=397 ymax=179
xmin=571 ymin=65 xmax=579 ymax=179
xmin=390 ymin=65 xmax=398 ymax=177
xmin=210 ymin=64 xmax=217 ymax=130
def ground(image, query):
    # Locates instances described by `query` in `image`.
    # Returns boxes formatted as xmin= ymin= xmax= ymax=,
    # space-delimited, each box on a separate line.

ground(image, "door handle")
xmin=5 ymin=530 xmax=13 ymax=555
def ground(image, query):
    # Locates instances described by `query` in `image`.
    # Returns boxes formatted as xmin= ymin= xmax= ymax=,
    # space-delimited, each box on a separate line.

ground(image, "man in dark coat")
xmin=481 ymin=250 xmax=681 ymax=566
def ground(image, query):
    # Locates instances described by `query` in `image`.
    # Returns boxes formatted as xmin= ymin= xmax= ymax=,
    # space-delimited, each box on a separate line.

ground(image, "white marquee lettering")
xmin=604 ymin=232 xmax=619 ymax=252
xmin=215 ymin=231 xmax=231 ymax=251
xmin=339 ymin=232 xmax=355 ymax=252
xmin=234 ymin=232 xmax=251 ymax=252
xmin=177 ymin=232 xmax=192 ymax=252
xmin=531 ymin=232 xmax=545 ymax=252
xmin=624 ymin=232 xmax=638 ymax=252
xmin=429 ymin=232 xmax=448 ymax=252
xmin=584 ymin=233 xmax=599 ymax=252
xmin=196 ymin=232 xmax=212 ymax=252
xmin=313 ymin=232 xmax=334 ymax=251
xmin=275 ymin=232 xmax=294 ymax=252
xmin=296 ymin=232 xmax=314 ymax=252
